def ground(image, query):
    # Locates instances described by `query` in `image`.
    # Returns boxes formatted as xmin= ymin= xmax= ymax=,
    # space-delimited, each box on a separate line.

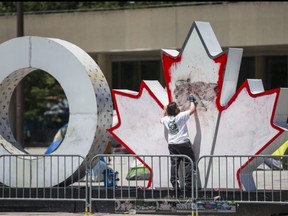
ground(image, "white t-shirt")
xmin=160 ymin=111 xmax=190 ymax=144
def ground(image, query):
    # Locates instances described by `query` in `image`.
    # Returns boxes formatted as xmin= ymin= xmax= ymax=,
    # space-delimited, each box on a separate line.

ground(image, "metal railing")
xmin=197 ymin=155 xmax=288 ymax=204
xmin=88 ymin=154 xmax=196 ymax=214
xmin=88 ymin=154 xmax=196 ymax=198
xmin=0 ymin=153 xmax=287 ymax=214
xmin=0 ymin=154 xmax=88 ymax=211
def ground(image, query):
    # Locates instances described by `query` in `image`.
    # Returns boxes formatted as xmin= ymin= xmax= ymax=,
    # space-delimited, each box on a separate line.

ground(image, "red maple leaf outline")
xmin=161 ymin=50 xmax=227 ymax=111
xmin=160 ymin=22 xmax=285 ymax=189
xmin=108 ymin=81 xmax=164 ymax=188
xmin=161 ymin=22 xmax=227 ymax=112
xmin=234 ymin=82 xmax=284 ymax=188
xmin=108 ymin=21 xmax=285 ymax=190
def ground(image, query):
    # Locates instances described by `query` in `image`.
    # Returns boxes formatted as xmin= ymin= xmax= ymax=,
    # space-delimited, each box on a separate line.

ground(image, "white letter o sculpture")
xmin=0 ymin=36 xmax=113 ymax=187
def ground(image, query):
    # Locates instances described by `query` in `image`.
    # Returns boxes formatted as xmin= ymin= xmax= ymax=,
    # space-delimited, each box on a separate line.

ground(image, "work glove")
xmin=187 ymin=95 xmax=196 ymax=103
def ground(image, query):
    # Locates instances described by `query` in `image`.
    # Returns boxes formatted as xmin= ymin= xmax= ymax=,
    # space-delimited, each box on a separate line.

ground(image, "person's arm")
xmin=187 ymin=95 xmax=197 ymax=115
xmin=160 ymin=105 xmax=167 ymax=124
xmin=163 ymin=105 xmax=167 ymax=117
xmin=188 ymin=101 xmax=196 ymax=115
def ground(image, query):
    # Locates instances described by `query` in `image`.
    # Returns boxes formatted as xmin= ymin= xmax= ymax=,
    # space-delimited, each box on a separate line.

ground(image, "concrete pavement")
xmin=0 ymin=213 xmax=183 ymax=216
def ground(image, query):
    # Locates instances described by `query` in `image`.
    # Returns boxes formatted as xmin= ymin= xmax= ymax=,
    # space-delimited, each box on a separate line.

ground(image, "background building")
xmin=1 ymin=2 xmax=288 ymax=90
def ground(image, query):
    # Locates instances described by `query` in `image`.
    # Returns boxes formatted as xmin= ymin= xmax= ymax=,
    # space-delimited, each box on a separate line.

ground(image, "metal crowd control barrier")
xmin=0 ymin=153 xmax=287 ymax=214
xmin=88 ymin=154 xmax=288 ymax=214
xmin=88 ymin=154 xmax=196 ymax=214
xmin=0 ymin=154 xmax=88 ymax=213
xmin=197 ymin=154 xmax=288 ymax=204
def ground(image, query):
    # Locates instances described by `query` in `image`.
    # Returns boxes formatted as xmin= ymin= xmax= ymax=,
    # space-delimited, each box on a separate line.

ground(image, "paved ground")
xmin=2 ymin=213 xmax=89 ymax=216
xmin=0 ymin=213 xmax=183 ymax=216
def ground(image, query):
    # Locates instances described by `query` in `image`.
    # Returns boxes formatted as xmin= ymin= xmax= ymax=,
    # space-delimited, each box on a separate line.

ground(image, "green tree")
xmin=0 ymin=2 xmax=194 ymax=14
xmin=24 ymin=70 xmax=66 ymax=124
xmin=23 ymin=70 xmax=68 ymax=147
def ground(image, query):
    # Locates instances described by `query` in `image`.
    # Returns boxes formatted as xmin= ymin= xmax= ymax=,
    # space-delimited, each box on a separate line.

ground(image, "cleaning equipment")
xmin=126 ymin=158 xmax=150 ymax=181
xmin=126 ymin=166 xmax=150 ymax=180
xmin=103 ymin=168 xmax=119 ymax=187
xmin=272 ymin=140 xmax=288 ymax=170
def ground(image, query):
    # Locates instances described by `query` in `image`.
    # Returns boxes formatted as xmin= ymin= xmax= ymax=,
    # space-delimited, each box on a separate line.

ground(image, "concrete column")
xmin=95 ymin=54 xmax=112 ymax=89
xmin=255 ymin=56 xmax=266 ymax=88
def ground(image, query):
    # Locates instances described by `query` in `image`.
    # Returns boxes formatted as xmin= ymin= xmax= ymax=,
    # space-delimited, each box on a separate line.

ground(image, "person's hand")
xmin=187 ymin=94 xmax=196 ymax=103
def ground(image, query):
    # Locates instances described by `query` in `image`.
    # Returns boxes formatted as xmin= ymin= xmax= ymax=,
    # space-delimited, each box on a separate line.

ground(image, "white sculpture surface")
xmin=0 ymin=36 xmax=113 ymax=187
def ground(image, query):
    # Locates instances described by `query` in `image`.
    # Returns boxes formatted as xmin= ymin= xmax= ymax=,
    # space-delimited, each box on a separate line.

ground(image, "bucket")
xmin=103 ymin=168 xmax=119 ymax=187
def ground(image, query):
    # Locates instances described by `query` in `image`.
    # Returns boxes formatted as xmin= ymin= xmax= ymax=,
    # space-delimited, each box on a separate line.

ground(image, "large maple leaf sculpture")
xmin=109 ymin=81 xmax=169 ymax=188
xmin=109 ymin=21 xmax=288 ymax=191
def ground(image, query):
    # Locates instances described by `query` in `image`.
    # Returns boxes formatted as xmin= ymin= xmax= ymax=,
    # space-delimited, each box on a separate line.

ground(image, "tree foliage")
xmin=0 ymin=2 xmax=193 ymax=14
xmin=23 ymin=70 xmax=67 ymax=126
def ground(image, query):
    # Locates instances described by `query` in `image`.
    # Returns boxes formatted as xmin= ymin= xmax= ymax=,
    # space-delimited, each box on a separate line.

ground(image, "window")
xmin=238 ymin=57 xmax=255 ymax=89
xmin=266 ymin=56 xmax=288 ymax=89
xmin=112 ymin=60 xmax=163 ymax=91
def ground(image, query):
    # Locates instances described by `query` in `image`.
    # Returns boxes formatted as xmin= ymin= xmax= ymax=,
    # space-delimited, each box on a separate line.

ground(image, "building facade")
xmin=1 ymin=2 xmax=288 ymax=91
